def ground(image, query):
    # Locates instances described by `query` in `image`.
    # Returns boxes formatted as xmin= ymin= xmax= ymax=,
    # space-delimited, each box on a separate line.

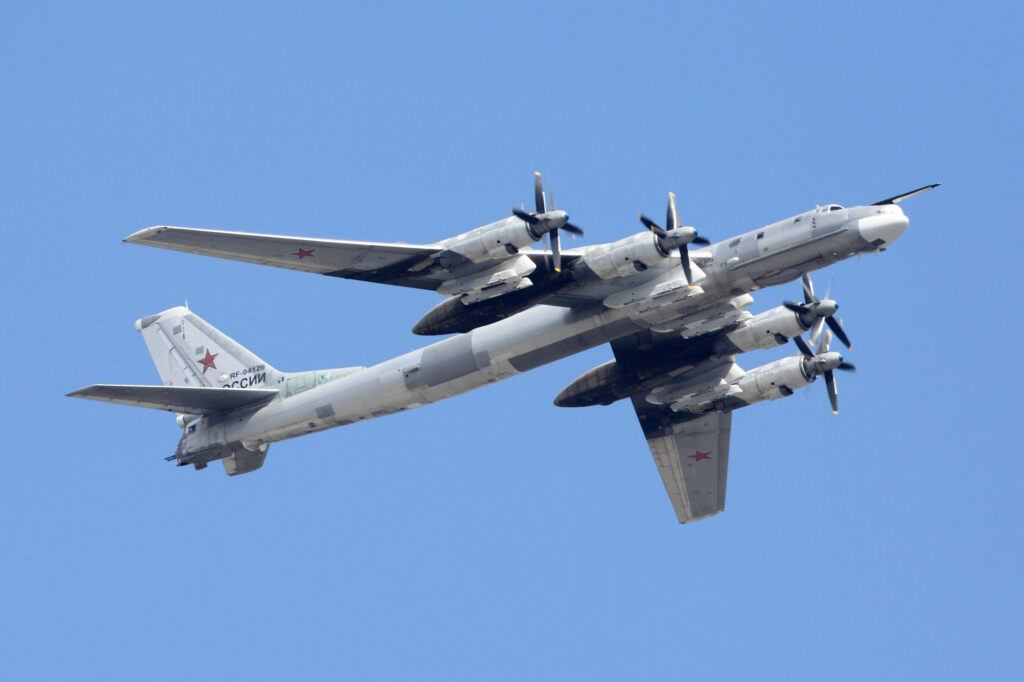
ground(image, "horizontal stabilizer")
xmin=67 ymin=384 xmax=278 ymax=413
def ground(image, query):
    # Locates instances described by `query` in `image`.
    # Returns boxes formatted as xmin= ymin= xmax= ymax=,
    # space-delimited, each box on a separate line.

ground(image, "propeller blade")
xmin=793 ymin=335 xmax=814 ymax=358
xmin=534 ymin=172 xmax=546 ymax=213
xmin=783 ymin=301 xmax=809 ymax=314
xmin=691 ymin=235 xmax=711 ymax=246
xmin=511 ymin=207 xmax=538 ymax=224
xmin=871 ymin=183 xmax=940 ymax=206
xmin=817 ymin=329 xmax=831 ymax=355
xmin=825 ymin=315 xmax=852 ymax=349
xmin=680 ymin=249 xmax=693 ymax=285
xmin=550 ymin=229 xmax=561 ymax=273
xmin=838 ymin=361 xmax=857 ymax=372
xmin=547 ymin=182 xmax=555 ymax=210
xmin=543 ymin=232 xmax=551 ymax=271
xmin=667 ymin=192 xmax=679 ymax=232
xmin=824 ymin=369 xmax=839 ymax=414
xmin=809 ymin=317 xmax=825 ymax=347
xmin=563 ymin=222 xmax=584 ymax=236
xmin=639 ymin=213 xmax=668 ymax=238
xmin=802 ymin=273 xmax=816 ymax=304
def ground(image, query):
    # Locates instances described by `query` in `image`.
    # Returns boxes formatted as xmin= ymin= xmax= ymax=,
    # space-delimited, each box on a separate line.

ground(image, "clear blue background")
xmin=3 ymin=2 xmax=1021 ymax=679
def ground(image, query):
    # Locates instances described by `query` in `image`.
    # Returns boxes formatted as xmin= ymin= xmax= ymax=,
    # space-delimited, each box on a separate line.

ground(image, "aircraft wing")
xmin=67 ymin=384 xmax=278 ymax=413
xmin=629 ymin=395 xmax=733 ymax=524
xmin=125 ymin=225 xmax=579 ymax=293
xmin=125 ymin=226 xmax=450 ymax=290
xmin=611 ymin=332 xmax=734 ymax=523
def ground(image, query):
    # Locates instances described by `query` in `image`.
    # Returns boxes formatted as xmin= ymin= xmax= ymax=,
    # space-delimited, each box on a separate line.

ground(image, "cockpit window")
xmin=828 ymin=204 xmax=843 ymax=211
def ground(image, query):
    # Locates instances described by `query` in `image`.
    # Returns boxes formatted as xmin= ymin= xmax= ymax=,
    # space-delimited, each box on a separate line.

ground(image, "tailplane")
xmin=69 ymin=306 xmax=365 ymax=477
xmin=69 ymin=306 xmax=284 ymax=476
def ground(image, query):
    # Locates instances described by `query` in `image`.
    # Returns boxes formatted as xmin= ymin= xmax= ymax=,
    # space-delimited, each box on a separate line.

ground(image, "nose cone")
xmin=858 ymin=206 xmax=909 ymax=248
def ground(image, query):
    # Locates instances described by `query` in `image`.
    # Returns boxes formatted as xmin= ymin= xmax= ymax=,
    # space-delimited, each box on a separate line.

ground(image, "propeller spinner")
xmin=782 ymin=273 xmax=852 ymax=349
xmin=510 ymin=172 xmax=583 ymax=273
xmin=793 ymin=331 xmax=856 ymax=414
xmin=638 ymin=192 xmax=710 ymax=285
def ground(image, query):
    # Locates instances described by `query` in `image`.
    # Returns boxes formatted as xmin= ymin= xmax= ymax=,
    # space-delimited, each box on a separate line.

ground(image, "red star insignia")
xmin=198 ymin=349 xmax=218 ymax=374
xmin=689 ymin=450 xmax=711 ymax=462
xmin=292 ymin=247 xmax=315 ymax=259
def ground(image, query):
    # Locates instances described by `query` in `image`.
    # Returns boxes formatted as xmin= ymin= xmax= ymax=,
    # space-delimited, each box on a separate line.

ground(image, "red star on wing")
xmin=198 ymin=349 xmax=218 ymax=374
xmin=688 ymin=450 xmax=711 ymax=462
xmin=292 ymin=247 xmax=315 ymax=259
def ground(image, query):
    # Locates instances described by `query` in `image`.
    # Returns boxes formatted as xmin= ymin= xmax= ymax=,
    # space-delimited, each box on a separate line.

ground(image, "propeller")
xmin=792 ymin=330 xmax=856 ymax=414
xmin=782 ymin=273 xmax=852 ymax=349
xmin=510 ymin=172 xmax=583 ymax=273
xmin=638 ymin=192 xmax=710 ymax=285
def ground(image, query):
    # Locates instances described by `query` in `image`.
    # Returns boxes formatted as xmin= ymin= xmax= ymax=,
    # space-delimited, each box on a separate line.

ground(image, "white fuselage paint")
xmin=186 ymin=204 xmax=908 ymax=455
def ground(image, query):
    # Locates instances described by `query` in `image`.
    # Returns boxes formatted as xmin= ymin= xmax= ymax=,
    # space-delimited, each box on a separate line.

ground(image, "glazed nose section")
xmin=858 ymin=205 xmax=909 ymax=248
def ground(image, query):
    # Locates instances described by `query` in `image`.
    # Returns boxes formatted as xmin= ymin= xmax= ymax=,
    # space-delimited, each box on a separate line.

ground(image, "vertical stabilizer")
xmin=135 ymin=307 xmax=280 ymax=390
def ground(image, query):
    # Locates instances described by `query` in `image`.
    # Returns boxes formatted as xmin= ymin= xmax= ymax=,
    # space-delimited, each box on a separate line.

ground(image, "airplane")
xmin=68 ymin=174 xmax=938 ymax=523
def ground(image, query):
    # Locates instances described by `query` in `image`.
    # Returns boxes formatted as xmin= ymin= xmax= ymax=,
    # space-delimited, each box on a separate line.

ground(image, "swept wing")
xmin=610 ymin=332 xmax=736 ymax=523
xmin=630 ymin=397 xmax=732 ymax=523
xmin=125 ymin=225 xmax=578 ymax=293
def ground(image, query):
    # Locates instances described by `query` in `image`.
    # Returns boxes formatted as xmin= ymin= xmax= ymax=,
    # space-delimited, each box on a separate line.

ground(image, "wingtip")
xmin=123 ymin=225 xmax=166 ymax=243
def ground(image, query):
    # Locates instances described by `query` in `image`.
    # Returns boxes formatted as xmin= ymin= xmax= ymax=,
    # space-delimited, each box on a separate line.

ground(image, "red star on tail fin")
xmin=198 ymin=349 xmax=218 ymax=374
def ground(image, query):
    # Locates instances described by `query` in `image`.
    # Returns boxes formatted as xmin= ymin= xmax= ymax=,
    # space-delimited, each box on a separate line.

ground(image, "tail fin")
xmin=136 ymin=306 xmax=280 ymax=390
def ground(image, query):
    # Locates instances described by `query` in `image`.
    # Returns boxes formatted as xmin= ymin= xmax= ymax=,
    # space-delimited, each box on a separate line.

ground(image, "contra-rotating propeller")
xmin=510 ymin=172 xmax=583 ymax=273
xmin=782 ymin=273 xmax=852 ymax=349
xmin=792 ymin=331 xmax=856 ymax=414
xmin=638 ymin=192 xmax=711 ymax=285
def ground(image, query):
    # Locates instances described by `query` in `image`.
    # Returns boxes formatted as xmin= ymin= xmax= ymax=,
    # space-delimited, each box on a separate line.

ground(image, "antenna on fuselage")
xmin=871 ymin=183 xmax=941 ymax=205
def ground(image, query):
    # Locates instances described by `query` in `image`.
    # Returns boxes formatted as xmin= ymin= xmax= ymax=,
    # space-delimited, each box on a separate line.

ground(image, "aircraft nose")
xmin=858 ymin=206 xmax=909 ymax=248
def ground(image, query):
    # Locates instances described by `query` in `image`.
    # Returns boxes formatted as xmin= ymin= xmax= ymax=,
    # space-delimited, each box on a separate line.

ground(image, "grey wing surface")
xmin=125 ymin=226 xmax=449 ymax=291
xmin=630 ymin=396 xmax=732 ymax=523
xmin=125 ymin=225 xmax=583 ymax=295
xmin=610 ymin=331 xmax=734 ymax=523
xmin=67 ymin=384 xmax=278 ymax=413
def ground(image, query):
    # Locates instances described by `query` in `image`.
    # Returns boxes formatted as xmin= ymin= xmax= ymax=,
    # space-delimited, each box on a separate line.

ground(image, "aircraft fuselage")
xmin=176 ymin=203 xmax=908 ymax=465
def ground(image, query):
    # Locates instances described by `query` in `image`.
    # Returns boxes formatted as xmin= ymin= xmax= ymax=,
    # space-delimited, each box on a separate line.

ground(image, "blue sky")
xmin=3 ymin=2 xmax=1022 ymax=680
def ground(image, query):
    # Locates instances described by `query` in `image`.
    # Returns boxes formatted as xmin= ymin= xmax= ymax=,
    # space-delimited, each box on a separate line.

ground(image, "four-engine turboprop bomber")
xmin=68 ymin=175 xmax=937 ymax=523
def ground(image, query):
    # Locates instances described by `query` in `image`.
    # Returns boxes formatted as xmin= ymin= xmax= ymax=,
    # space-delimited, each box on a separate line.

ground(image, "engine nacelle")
xmin=577 ymin=232 xmax=667 ymax=280
xmin=722 ymin=305 xmax=808 ymax=353
xmin=734 ymin=356 xmax=812 ymax=405
xmin=439 ymin=216 xmax=540 ymax=265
